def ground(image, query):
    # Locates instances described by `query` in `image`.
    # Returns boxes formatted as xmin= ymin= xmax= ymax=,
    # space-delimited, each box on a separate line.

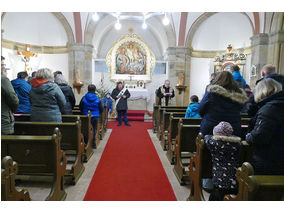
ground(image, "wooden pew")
xmin=14 ymin=113 xmax=94 ymax=162
xmin=1 ymin=156 xmax=31 ymax=201
xmin=224 ymin=162 xmax=284 ymax=201
xmin=166 ymin=117 xmax=201 ymax=164
xmin=155 ymin=106 xmax=187 ymax=137
xmin=187 ymin=134 xmax=252 ymax=201
xmin=157 ymin=107 xmax=187 ymax=140
xmin=1 ymin=129 xmax=67 ymax=201
xmin=152 ymin=104 xmax=159 ymax=133
xmin=173 ymin=122 xmax=201 ymax=185
xmin=14 ymin=120 xmax=85 ymax=185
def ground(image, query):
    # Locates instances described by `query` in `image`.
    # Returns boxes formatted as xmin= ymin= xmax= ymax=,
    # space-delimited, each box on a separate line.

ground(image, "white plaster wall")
xmin=2 ymin=48 xmax=69 ymax=82
xmin=185 ymin=12 xmax=203 ymax=39
xmin=191 ymin=13 xmax=253 ymax=50
xmin=189 ymin=57 xmax=213 ymax=100
xmin=2 ymin=12 xmax=68 ymax=46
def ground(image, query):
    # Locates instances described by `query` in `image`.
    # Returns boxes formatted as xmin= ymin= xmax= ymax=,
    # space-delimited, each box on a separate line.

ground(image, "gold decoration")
xmin=106 ymin=32 xmax=156 ymax=83
xmin=17 ymin=44 xmax=38 ymax=72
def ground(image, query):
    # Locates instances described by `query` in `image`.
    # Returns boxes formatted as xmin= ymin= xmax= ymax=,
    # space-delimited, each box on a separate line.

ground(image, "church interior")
xmin=1 ymin=4 xmax=284 ymax=209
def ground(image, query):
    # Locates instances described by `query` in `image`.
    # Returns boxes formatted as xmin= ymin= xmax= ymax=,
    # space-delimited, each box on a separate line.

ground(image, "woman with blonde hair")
xmin=30 ymin=68 xmax=66 ymax=122
xmin=246 ymin=78 xmax=284 ymax=175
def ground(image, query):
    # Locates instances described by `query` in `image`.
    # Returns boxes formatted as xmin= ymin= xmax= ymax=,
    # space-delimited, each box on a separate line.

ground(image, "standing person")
xmin=111 ymin=81 xmax=131 ymax=126
xmin=156 ymin=80 xmax=175 ymax=106
xmin=231 ymin=65 xmax=246 ymax=89
xmin=54 ymin=73 xmax=76 ymax=115
xmin=11 ymin=71 xmax=32 ymax=114
xmin=247 ymin=64 xmax=284 ymax=117
xmin=1 ymin=56 xmax=19 ymax=135
xmin=199 ymin=71 xmax=248 ymax=137
xmin=246 ymin=78 xmax=284 ymax=175
xmin=101 ymin=92 xmax=113 ymax=117
xmin=185 ymin=95 xmax=201 ymax=118
xmin=79 ymin=84 xmax=103 ymax=148
xmin=29 ymin=68 xmax=66 ymax=122
xmin=205 ymin=121 xmax=241 ymax=201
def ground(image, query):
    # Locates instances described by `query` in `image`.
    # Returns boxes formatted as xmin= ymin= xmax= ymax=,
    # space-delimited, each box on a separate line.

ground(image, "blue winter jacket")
xmin=185 ymin=102 xmax=201 ymax=118
xmin=198 ymin=85 xmax=248 ymax=137
xmin=101 ymin=96 xmax=113 ymax=114
xmin=232 ymin=71 xmax=246 ymax=89
xmin=11 ymin=78 xmax=31 ymax=114
xmin=80 ymin=92 xmax=103 ymax=117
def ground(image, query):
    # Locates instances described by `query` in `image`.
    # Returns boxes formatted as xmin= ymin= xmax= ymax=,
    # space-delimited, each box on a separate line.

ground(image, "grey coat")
xmin=30 ymin=81 xmax=66 ymax=122
xmin=1 ymin=74 xmax=19 ymax=134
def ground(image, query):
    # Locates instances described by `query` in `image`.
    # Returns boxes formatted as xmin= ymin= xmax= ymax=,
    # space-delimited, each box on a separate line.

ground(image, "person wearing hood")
xmin=205 ymin=121 xmax=242 ymax=201
xmin=101 ymin=92 xmax=113 ymax=117
xmin=29 ymin=68 xmax=66 ymax=122
xmin=246 ymin=78 xmax=284 ymax=175
xmin=185 ymin=95 xmax=201 ymax=118
xmin=79 ymin=84 xmax=103 ymax=148
xmin=11 ymin=71 xmax=31 ymax=114
xmin=54 ymin=73 xmax=76 ymax=115
xmin=199 ymin=71 xmax=248 ymax=137
xmin=1 ymin=56 xmax=19 ymax=134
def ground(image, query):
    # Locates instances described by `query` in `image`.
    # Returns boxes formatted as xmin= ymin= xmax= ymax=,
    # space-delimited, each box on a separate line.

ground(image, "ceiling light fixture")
xmin=92 ymin=12 xmax=100 ymax=21
xmin=115 ymin=19 xmax=121 ymax=30
xmin=163 ymin=13 xmax=169 ymax=25
xmin=142 ymin=21 xmax=147 ymax=29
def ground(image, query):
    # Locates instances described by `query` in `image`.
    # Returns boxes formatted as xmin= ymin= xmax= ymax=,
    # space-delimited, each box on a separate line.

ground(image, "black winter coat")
xmin=199 ymin=85 xmax=248 ymax=137
xmin=111 ymin=87 xmax=131 ymax=111
xmin=247 ymin=74 xmax=284 ymax=117
xmin=246 ymin=91 xmax=284 ymax=175
xmin=205 ymin=135 xmax=242 ymax=190
xmin=58 ymin=83 xmax=76 ymax=115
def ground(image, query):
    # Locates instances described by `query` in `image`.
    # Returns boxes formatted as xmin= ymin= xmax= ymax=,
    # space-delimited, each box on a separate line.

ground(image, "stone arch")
xmin=270 ymin=12 xmax=284 ymax=33
xmin=185 ymin=12 xmax=255 ymax=48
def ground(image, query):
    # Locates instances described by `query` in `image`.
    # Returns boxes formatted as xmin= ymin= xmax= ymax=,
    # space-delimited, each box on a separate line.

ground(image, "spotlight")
xmin=142 ymin=21 xmax=147 ymax=29
xmin=163 ymin=14 xmax=169 ymax=25
xmin=115 ymin=20 xmax=121 ymax=30
xmin=92 ymin=12 xmax=99 ymax=21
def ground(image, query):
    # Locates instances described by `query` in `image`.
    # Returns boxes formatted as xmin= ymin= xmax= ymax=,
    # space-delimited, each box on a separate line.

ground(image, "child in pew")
xmin=204 ymin=121 xmax=242 ymax=201
xmin=101 ymin=92 xmax=113 ymax=118
xmin=185 ymin=95 xmax=201 ymax=118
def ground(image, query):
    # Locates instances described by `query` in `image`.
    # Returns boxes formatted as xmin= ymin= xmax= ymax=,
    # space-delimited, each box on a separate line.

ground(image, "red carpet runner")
xmin=83 ymin=121 xmax=177 ymax=201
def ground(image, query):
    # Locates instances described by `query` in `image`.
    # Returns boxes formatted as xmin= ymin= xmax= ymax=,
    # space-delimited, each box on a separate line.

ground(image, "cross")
xmin=17 ymin=44 xmax=38 ymax=72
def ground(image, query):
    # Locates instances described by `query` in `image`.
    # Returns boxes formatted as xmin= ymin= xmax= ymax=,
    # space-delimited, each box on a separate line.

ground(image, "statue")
xmin=17 ymin=44 xmax=38 ymax=72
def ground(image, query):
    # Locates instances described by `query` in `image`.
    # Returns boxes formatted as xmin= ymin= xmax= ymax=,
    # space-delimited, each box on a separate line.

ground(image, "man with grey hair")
xmin=248 ymin=64 xmax=284 ymax=117
xmin=156 ymin=80 xmax=175 ymax=106
xmin=54 ymin=73 xmax=76 ymax=114
xmin=257 ymin=64 xmax=284 ymax=88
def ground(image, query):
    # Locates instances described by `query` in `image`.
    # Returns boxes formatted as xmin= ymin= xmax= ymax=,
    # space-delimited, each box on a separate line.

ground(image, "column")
xmin=166 ymin=46 xmax=191 ymax=106
xmin=250 ymin=33 xmax=269 ymax=87
xmin=268 ymin=30 xmax=284 ymax=75
xmin=68 ymin=43 xmax=94 ymax=103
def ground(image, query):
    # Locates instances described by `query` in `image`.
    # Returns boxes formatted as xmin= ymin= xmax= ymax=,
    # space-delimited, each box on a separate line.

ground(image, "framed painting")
xmin=106 ymin=33 xmax=156 ymax=82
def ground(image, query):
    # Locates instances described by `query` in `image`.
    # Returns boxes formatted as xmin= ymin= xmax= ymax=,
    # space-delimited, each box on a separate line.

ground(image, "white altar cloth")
xmin=128 ymin=89 xmax=151 ymax=102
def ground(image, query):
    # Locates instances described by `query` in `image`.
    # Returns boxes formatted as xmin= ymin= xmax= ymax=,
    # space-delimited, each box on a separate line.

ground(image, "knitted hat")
xmin=213 ymin=121 xmax=233 ymax=137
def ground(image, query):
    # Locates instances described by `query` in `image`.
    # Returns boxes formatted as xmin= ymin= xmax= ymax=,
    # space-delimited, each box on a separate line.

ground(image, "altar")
xmin=127 ymin=89 xmax=151 ymax=110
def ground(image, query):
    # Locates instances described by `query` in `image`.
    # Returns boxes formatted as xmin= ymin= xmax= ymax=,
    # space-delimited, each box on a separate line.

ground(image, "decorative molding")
xmin=2 ymin=39 xmax=68 ymax=54
xmin=191 ymin=47 xmax=252 ymax=58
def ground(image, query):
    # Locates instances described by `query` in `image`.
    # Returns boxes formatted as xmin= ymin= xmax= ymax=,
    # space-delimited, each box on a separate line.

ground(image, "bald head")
xmin=261 ymin=64 xmax=276 ymax=77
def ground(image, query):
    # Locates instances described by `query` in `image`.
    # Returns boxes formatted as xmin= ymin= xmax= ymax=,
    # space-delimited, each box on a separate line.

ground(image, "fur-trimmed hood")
xmin=207 ymin=85 xmax=248 ymax=104
xmin=211 ymin=135 xmax=241 ymax=143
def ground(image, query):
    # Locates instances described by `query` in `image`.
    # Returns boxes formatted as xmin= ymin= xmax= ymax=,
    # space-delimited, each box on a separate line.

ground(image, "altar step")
xmin=112 ymin=110 xmax=152 ymax=122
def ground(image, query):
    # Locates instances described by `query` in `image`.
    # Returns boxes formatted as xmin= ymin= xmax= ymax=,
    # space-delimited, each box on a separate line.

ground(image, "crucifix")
xmin=17 ymin=44 xmax=38 ymax=72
